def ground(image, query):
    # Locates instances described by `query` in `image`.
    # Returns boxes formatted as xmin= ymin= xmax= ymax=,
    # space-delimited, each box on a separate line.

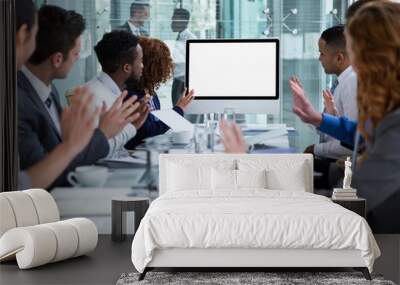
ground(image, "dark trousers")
xmin=314 ymin=157 xmax=337 ymax=190
xmin=171 ymin=78 xmax=185 ymax=106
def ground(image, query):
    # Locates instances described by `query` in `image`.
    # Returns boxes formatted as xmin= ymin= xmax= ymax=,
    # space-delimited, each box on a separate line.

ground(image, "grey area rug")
xmin=116 ymin=272 xmax=396 ymax=285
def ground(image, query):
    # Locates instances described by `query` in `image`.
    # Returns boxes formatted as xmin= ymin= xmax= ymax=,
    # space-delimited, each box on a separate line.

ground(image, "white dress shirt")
xmin=21 ymin=66 xmax=61 ymax=134
xmin=85 ymin=72 xmax=137 ymax=158
xmin=314 ymin=66 xmax=358 ymax=159
xmin=172 ymin=28 xmax=197 ymax=79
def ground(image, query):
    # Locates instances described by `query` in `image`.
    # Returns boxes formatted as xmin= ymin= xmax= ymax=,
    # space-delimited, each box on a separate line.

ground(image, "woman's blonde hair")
xmin=347 ymin=1 xmax=400 ymax=140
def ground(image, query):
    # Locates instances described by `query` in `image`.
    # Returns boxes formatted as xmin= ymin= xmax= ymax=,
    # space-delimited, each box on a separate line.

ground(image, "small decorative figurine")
xmin=343 ymin=157 xmax=352 ymax=189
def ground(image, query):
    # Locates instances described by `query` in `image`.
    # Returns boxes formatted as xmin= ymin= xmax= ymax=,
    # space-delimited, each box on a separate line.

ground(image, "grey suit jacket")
xmin=354 ymin=108 xmax=400 ymax=233
xmin=17 ymin=71 xmax=109 ymax=189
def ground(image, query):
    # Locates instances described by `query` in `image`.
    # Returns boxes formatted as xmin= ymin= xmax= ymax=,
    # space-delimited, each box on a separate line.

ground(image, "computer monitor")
xmin=185 ymin=39 xmax=280 ymax=114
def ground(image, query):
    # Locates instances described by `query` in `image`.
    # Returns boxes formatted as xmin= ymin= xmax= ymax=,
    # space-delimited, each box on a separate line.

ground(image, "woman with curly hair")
xmin=344 ymin=1 xmax=400 ymax=233
xmin=125 ymin=37 xmax=194 ymax=148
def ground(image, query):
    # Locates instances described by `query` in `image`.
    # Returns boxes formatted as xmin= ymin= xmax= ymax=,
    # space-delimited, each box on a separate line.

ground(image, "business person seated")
xmin=86 ymin=30 xmax=149 ymax=158
xmin=117 ymin=0 xmax=150 ymax=36
xmin=124 ymin=37 xmax=194 ymax=149
xmin=222 ymin=1 xmax=400 ymax=233
xmin=221 ymin=0 xmax=377 ymax=155
xmin=289 ymin=0 xmax=383 ymax=165
xmin=18 ymin=5 xmax=139 ymax=189
xmin=170 ymin=8 xmax=197 ymax=106
xmin=15 ymin=0 xmax=98 ymax=190
xmin=290 ymin=25 xmax=358 ymax=189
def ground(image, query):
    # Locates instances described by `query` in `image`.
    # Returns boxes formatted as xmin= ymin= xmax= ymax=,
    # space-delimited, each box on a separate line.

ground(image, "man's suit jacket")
xmin=17 ymin=71 xmax=110 ymax=189
xmin=117 ymin=22 xmax=131 ymax=33
xmin=116 ymin=21 xmax=149 ymax=36
xmin=124 ymin=90 xmax=184 ymax=149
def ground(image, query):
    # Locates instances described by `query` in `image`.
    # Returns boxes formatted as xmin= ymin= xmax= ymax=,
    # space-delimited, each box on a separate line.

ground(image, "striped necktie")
xmin=330 ymin=79 xmax=339 ymax=95
xmin=44 ymin=91 xmax=62 ymax=134
xmin=44 ymin=96 xmax=52 ymax=108
xmin=319 ymin=79 xmax=339 ymax=143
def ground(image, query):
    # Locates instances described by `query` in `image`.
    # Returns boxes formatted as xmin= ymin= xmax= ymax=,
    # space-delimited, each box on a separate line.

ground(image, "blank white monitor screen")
xmin=186 ymin=39 xmax=279 ymax=99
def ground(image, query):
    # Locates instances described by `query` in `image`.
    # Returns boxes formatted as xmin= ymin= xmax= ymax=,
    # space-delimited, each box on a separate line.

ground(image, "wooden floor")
xmin=0 ymin=235 xmax=133 ymax=285
xmin=1 ymin=235 xmax=398 ymax=285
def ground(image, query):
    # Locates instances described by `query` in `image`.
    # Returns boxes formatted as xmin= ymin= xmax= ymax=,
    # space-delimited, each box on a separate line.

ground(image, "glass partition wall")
xmin=35 ymin=0 xmax=349 ymax=151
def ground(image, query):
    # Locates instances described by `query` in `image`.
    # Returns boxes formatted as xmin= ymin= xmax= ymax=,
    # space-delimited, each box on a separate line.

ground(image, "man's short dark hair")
xmin=346 ymin=0 xmax=378 ymax=20
xmin=130 ymin=2 xmax=149 ymax=17
xmin=94 ymin=30 xmax=139 ymax=74
xmin=29 ymin=5 xmax=85 ymax=65
xmin=320 ymin=25 xmax=346 ymax=52
xmin=173 ymin=8 xmax=190 ymax=21
xmin=16 ymin=0 xmax=37 ymax=31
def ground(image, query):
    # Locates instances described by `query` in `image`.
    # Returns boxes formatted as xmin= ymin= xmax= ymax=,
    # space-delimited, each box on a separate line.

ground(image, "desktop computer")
xmin=185 ymin=39 xmax=280 ymax=115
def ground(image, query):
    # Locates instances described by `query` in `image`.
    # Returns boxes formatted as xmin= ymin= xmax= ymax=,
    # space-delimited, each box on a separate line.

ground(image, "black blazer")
xmin=17 ymin=71 xmax=110 ymax=189
xmin=116 ymin=22 xmax=131 ymax=33
xmin=115 ymin=21 xmax=149 ymax=37
xmin=125 ymin=90 xmax=184 ymax=149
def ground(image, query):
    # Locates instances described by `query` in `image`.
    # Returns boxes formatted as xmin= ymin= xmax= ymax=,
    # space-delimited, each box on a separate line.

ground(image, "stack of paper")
xmin=332 ymin=188 xmax=358 ymax=200
xmin=151 ymin=110 xmax=194 ymax=132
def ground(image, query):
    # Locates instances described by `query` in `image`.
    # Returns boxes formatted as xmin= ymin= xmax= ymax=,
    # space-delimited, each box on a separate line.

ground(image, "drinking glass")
xmin=193 ymin=125 xmax=207 ymax=153
xmin=223 ymin=108 xmax=236 ymax=122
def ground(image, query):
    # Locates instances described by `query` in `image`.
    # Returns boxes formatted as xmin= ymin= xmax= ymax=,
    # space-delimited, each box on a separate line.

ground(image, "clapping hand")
xmin=99 ymin=91 xmax=140 ymax=138
xmin=219 ymin=119 xmax=247 ymax=154
xmin=303 ymin=144 xmax=315 ymax=155
xmin=176 ymin=88 xmax=195 ymax=111
xmin=289 ymin=76 xmax=323 ymax=127
xmin=322 ymin=89 xmax=338 ymax=116
xmin=132 ymin=92 xmax=151 ymax=129
xmin=61 ymin=86 xmax=100 ymax=155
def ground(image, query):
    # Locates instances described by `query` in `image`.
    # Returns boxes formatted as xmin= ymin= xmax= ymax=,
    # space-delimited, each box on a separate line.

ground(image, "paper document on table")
xmin=98 ymin=156 xmax=147 ymax=168
xmin=245 ymin=128 xmax=288 ymax=146
xmin=242 ymin=123 xmax=287 ymax=132
xmin=104 ymin=156 xmax=146 ymax=164
xmin=151 ymin=110 xmax=194 ymax=132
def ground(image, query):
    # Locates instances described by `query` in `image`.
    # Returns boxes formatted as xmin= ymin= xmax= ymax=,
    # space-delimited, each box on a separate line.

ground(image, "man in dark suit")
xmin=18 ymin=5 xmax=140 ymax=189
xmin=117 ymin=0 xmax=150 ymax=36
xmin=170 ymin=8 xmax=196 ymax=105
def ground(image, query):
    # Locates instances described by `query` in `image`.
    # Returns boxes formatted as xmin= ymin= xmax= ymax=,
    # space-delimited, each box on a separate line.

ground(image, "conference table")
xmin=51 ymin=124 xmax=297 ymax=234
